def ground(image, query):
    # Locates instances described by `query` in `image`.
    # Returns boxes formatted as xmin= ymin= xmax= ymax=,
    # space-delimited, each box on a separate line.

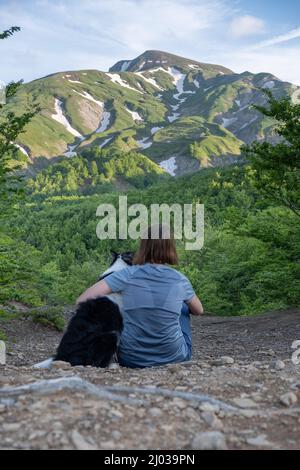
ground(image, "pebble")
xmin=211 ymin=356 xmax=234 ymax=366
xmin=246 ymin=434 xmax=274 ymax=448
xmin=201 ymin=411 xmax=224 ymax=430
xmin=2 ymin=422 xmax=22 ymax=432
xmin=233 ymin=398 xmax=259 ymax=409
xmin=270 ymin=359 xmax=285 ymax=370
xmin=279 ymin=392 xmax=298 ymax=407
xmin=70 ymin=430 xmax=97 ymax=450
xmin=191 ymin=431 xmax=227 ymax=450
xmin=52 ymin=361 xmax=72 ymax=370
xmin=148 ymin=407 xmax=163 ymax=417
xmin=172 ymin=398 xmax=188 ymax=409
xmin=199 ymin=402 xmax=220 ymax=413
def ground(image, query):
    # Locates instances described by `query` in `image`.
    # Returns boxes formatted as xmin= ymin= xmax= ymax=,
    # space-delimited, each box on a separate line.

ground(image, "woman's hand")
xmin=76 ymin=279 xmax=112 ymax=305
xmin=187 ymin=295 xmax=204 ymax=315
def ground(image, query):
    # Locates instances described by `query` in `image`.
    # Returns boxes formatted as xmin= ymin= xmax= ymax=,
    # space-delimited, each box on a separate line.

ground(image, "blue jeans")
xmin=180 ymin=303 xmax=192 ymax=361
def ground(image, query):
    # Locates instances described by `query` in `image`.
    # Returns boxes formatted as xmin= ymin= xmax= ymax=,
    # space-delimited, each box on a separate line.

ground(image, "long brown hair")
xmin=133 ymin=224 xmax=179 ymax=265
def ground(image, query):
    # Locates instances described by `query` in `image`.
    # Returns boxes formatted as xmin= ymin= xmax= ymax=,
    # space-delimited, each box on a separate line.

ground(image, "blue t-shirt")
xmin=105 ymin=263 xmax=195 ymax=368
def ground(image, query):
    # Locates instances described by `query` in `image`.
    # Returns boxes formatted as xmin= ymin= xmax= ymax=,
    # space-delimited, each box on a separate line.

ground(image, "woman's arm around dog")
xmin=76 ymin=280 xmax=112 ymax=305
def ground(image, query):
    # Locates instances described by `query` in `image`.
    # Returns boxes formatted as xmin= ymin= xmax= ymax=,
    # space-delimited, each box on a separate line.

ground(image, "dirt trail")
xmin=0 ymin=309 xmax=300 ymax=450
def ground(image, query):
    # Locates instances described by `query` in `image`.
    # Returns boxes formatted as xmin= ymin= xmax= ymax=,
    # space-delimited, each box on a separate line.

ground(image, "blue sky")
xmin=1 ymin=0 xmax=300 ymax=85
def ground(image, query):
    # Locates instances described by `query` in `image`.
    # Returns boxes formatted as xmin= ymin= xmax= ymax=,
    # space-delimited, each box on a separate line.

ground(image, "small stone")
xmin=172 ymin=398 xmax=188 ymax=409
xmin=191 ymin=431 xmax=227 ymax=450
xmin=70 ymin=430 xmax=97 ymax=450
xmin=239 ymin=409 xmax=257 ymax=418
xmin=246 ymin=434 xmax=274 ymax=448
xmin=110 ymin=409 xmax=124 ymax=418
xmin=201 ymin=411 xmax=223 ymax=430
xmin=0 ymin=404 xmax=6 ymax=413
xmin=52 ymin=360 xmax=72 ymax=370
xmin=233 ymin=398 xmax=259 ymax=409
xmin=2 ymin=422 xmax=22 ymax=432
xmin=199 ymin=402 xmax=220 ymax=413
xmin=211 ymin=356 xmax=234 ymax=366
xmin=279 ymin=392 xmax=298 ymax=407
xmin=270 ymin=359 xmax=285 ymax=370
xmin=111 ymin=430 xmax=122 ymax=439
xmin=167 ymin=364 xmax=182 ymax=373
xmin=149 ymin=407 xmax=163 ymax=417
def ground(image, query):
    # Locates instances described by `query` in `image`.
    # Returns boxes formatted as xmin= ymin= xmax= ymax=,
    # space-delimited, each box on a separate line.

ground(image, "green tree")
xmin=0 ymin=27 xmax=39 ymax=203
xmin=243 ymin=90 xmax=300 ymax=217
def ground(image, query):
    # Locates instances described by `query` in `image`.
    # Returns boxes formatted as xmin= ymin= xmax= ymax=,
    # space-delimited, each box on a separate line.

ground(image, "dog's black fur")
xmin=54 ymin=251 xmax=134 ymax=368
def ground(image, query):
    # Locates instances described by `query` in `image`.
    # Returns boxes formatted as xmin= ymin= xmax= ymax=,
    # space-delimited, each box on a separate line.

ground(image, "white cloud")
xmin=0 ymin=0 xmax=234 ymax=82
xmin=219 ymin=46 xmax=300 ymax=86
xmin=0 ymin=0 xmax=299 ymax=89
xmin=250 ymin=26 xmax=300 ymax=50
xmin=229 ymin=15 xmax=266 ymax=38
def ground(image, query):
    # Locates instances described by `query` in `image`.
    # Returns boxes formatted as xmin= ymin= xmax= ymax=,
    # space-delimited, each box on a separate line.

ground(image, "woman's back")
xmin=106 ymin=263 xmax=195 ymax=368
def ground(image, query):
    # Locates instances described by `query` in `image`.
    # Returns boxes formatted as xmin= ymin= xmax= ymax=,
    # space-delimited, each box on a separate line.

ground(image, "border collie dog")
xmin=34 ymin=251 xmax=134 ymax=369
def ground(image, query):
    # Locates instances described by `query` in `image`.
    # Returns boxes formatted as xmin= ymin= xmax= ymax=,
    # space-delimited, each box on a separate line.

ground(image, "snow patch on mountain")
xmin=51 ymin=99 xmax=82 ymax=138
xmin=125 ymin=107 xmax=143 ymax=121
xmin=137 ymin=137 xmax=152 ymax=149
xmin=239 ymin=116 xmax=258 ymax=131
xmin=106 ymin=73 xmax=142 ymax=93
xmin=134 ymin=71 xmax=164 ymax=90
xmin=136 ymin=61 xmax=146 ymax=71
xmin=159 ymin=156 xmax=177 ymax=176
xmin=64 ymin=144 xmax=77 ymax=158
xmin=151 ymin=126 xmax=164 ymax=135
xmin=121 ymin=61 xmax=131 ymax=72
xmin=99 ymin=137 xmax=113 ymax=148
xmin=221 ymin=117 xmax=238 ymax=128
xmin=193 ymin=79 xmax=200 ymax=88
xmin=72 ymin=90 xmax=103 ymax=107
xmin=167 ymin=67 xmax=186 ymax=95
xmin=14 ymin=143 xmax=29 ymax=157
xmin=68 ymin=79 xmax=83 ymax=84
xmin=262 ymin=80 xmax=275 ymax=89
xmin=96 ymin=109 xmax=111 ymax=133
xmin=168 ymin=113 xmax=180 ymax=123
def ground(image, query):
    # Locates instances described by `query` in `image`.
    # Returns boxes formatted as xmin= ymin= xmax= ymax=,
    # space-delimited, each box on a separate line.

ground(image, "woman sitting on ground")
xmin=77 ymin=225 xmax=204 ymax=368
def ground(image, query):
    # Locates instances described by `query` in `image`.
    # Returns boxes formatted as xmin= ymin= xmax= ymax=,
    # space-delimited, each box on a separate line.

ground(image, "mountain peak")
xmin=109 ymin=50 xmax=233 ymax=75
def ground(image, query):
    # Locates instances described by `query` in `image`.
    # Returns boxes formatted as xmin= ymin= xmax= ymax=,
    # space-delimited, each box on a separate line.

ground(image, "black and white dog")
xmin=34 ymin=251 xmax=134 ymax=369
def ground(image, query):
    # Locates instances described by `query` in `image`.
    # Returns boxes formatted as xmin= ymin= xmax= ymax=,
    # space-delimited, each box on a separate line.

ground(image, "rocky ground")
xmin=0 ymin=309 xmax=300 ymax=450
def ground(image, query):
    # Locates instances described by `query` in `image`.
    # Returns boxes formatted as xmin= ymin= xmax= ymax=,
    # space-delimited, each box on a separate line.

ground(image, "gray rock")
xmin=233 ymin=397 xmax=259 ymax=409
xmin=246 ymin=434 xmax=274 ymax=448
xmin=201 ymin=411 xmax=224 ymax=430
xmin=191 ymin=431 xmax=227 ymax=450
xmin=211 ymin=356 xmax=234 ymax=366
xmin=270 ymin=359 xmax=285 ymax=370
xmin=70 ymin=430 xmax=97 ymax=450
xmin=149 ymin=407 xmax=163 ymax=417
xmin=52 ymin=360 xmax=72 ymax=370
xmin=279 ymin=392 xmax=298 ymax=407
xmin=199 ymin=402 xmax=220 ymax=413
xmin=2 ymin=422 xmax=22 ymax=432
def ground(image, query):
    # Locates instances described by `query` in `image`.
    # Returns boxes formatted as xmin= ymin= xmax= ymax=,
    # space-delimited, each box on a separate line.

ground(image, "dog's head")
xmin=99 ymin=250 xmax=135 ymax=281
xmin=110 ymin=250 xmax=134 ymax=266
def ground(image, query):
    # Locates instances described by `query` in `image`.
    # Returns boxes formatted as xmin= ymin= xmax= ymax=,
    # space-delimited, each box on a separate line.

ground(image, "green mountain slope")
xmin=5 ymin=50 xmax=294 ymax=179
